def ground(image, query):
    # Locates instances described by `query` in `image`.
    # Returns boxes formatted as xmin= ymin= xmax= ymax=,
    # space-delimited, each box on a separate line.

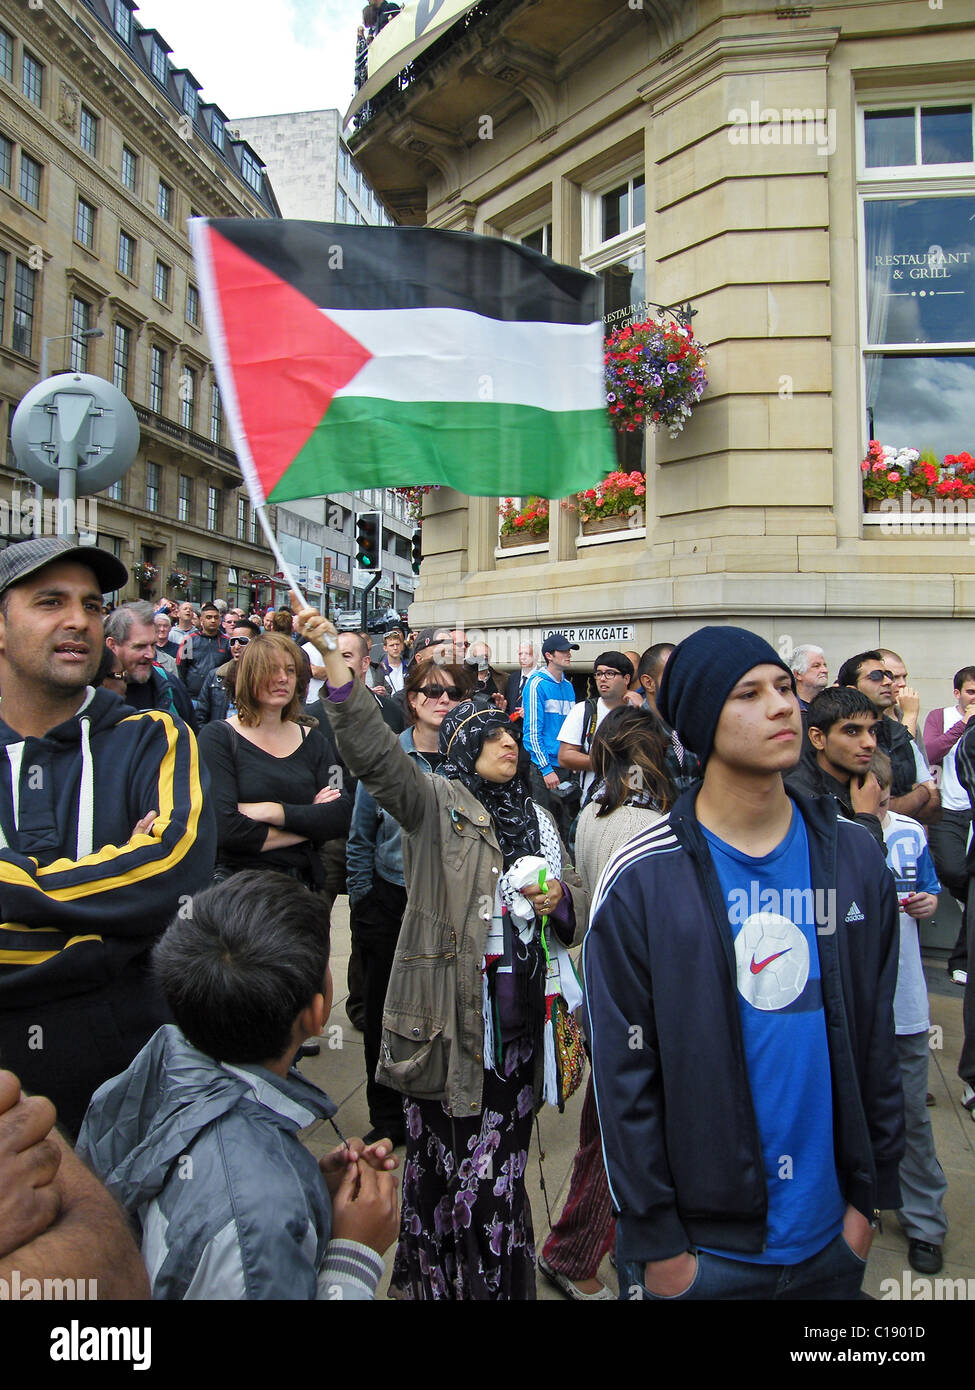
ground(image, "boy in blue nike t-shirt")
xmin=584 ymin=627 xmax=903 ymax=1301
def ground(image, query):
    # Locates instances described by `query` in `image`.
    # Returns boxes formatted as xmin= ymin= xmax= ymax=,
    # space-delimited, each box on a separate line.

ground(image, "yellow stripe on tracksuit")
xmin=0 ymin=709 xmax=204 ymax=902
xmin=0 ymin=932 xmax=103 ymax=965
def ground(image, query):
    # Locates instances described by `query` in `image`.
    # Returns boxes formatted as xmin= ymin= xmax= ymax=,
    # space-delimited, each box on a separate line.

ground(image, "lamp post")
xmin=32 ymin=329 xmax=105 ymax=535
xmin=39 ymin=327 xmax=104 ymax=381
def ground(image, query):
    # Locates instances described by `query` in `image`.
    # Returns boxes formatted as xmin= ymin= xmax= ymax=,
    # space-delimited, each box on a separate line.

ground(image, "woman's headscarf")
xmin=439 ymin=702 xmax=540 ymax=868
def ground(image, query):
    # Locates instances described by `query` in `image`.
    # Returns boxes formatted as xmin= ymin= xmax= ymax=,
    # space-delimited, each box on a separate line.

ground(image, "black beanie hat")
xmin=657 ymin=626 xmax=795 ymax=764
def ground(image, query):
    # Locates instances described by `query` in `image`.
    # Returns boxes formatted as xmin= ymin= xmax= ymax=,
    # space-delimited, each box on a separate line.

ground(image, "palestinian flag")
xmin=189 ymin=219 xmax=614 ymax=505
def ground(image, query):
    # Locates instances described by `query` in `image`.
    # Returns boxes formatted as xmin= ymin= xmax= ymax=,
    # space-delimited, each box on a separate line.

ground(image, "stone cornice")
xmin=639 ymin=27 xmax=841 ymax=112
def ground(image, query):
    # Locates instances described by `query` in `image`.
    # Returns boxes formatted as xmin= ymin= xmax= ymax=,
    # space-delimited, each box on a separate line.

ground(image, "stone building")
xmin=0 ymin=0 xmax=278 ymax=608
xmin=347 ymin=0 xmax=975 ymax=715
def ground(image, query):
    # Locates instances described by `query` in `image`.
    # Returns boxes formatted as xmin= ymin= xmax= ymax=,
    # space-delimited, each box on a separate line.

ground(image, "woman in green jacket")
xmin=297 ymin=608 xmax=588 ymax=1300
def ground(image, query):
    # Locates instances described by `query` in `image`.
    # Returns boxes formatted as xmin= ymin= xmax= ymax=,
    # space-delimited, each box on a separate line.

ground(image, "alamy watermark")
xmin=728 ymin=102 xmax=837 ymax=157
xmin=0 ymin=1271 xmax=97 ymax=1299
xmin=0 ymin=491 xmax=98 ymax=539
xmin=876 ymin=496 xmax=975 ymax=542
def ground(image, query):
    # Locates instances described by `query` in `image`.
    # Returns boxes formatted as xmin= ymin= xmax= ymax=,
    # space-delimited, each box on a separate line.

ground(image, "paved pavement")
xmin=297 ymin=896 xmax=975 ymax=1302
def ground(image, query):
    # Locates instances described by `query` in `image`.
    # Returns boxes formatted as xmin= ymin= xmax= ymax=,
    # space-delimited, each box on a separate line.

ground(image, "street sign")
xmin=541 ymin=624 xmax=636 ymax=645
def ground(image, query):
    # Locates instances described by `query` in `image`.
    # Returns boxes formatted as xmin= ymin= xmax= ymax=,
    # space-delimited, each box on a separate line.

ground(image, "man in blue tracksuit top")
xmin=584 ymin=626 xmax=904 ymax=1301
xmin=522 ymin=633 xmax=578 ymax=839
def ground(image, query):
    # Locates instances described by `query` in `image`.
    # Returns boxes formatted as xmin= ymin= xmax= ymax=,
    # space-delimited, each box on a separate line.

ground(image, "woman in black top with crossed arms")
xmin=198 ymin=633 xmax=352 ymax=888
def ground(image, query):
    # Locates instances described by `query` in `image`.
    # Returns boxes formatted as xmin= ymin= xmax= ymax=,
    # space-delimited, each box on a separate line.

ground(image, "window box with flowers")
xmin=861 ymin=443 xmax=975 ymax=518
xmin=498 ymin=496 xmax=549 ymax=547
xmin=564 ymin=471 xmax=646 ymax=536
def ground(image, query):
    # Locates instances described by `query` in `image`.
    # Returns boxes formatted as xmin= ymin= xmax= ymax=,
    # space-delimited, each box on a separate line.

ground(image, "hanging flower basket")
xmin=390 ymin=485 xmax=440 ymax=524
xmin=604 ymin=318 xmax=708 ymax=438
xmin=133 ymin=561 xmax=158 ymax=589
xmin=498 ymin=496 xmax=549 ymax=544
xmin=168 ymin=568 xmax=192 ymax=595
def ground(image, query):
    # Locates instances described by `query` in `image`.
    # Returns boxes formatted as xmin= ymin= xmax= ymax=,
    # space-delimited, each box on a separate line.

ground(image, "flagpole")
xmin=255 ymin=504 xmax=337 ymax=650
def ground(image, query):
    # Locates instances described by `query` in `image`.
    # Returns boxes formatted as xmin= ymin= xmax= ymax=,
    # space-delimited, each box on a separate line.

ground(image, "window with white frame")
xmin=237 ymin=495 xmax=247 ymax=540
xmin=858 ymin=99 xmax=975 ymax=467
xmin=151 ymin=42 xmax=168 ymax=86
xmin=157 ymin=180 xmax=173 ymax=222
xmin=178 ymin=473 xmax=193 ymax=523
xmin=22 ymin=51 xmax=42 ymax=107
xmin=521 ymin=223 xmax=552 ymax=256
xmin=121 ymin=146 xmax=137 ymax=191
xmin=12 ymin=260 xmax=36 ymax=356
xmin=149 ymin=346 xmax=166 ymax=413
xmin=210 ymin=382 xmax=222 ymax=443
xmin=75 ymin=196 xmax=95 ymax=249
xmin=581 ymin=161 xmax=648 ymax=475
xmin=211 ymin=113 xmax=224 ymax=151
xmin=114 ymin=1 xmax=132 ymax=44
xmin=113 ymin=322 xmax=131 ymax=393
xmin=145 ymin=459 xmax=160 ymax=512
xmin=19 ymin=152 xmax=41 ymax=209
xmin=240 ymin=149 xmax=263 ymax=194
xmin=0 ymin=133 xmax=12 ymax=189
xmin=117 ymin=229 xmax=136 ymax=279
xmin=207 ymin=486 xmax=220 ymax=531
xmin=186 ymin=283 xmax=200 ymax=327
xmin=80 ymin=106 xmax=98 ymax=157
xmin=179 ymin=366 xmax=195 ymax=430
xmin=69 ymin=297 xmax=91 ymax=372
xmin=0 ymin=27 xmax=12 ymax=83
xmin=154 ymin=259 xmax=171 ymax=304
xmin=182 ymin=83 xmax=197 ymax=120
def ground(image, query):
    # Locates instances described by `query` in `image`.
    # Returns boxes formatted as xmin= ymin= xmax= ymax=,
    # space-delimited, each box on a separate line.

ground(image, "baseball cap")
xmin=592 ymin=650 xmax=633 ymax=678
xmin=541 ymin=633 xmax=579 ymax=656
xmin=0 ymin=537 xmax=128 ymax=598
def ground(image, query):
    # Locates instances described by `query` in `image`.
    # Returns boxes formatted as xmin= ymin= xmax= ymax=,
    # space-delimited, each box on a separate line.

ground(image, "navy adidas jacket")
xmin=583 ymin=785 xmax=903 ymax=1266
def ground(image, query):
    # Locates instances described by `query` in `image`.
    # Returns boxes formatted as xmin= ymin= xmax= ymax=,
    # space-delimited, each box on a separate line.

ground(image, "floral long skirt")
xmin=391 ymin=1046 xmax=537 ymax=1300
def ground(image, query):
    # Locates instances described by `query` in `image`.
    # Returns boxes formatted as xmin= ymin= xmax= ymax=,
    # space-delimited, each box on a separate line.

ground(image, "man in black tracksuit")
xmin=786 ymin=686 xmax=886 ymax=849
xmin=585 ymin=627 xmax=903 ymax=1302
xmin=177 ymin=602 xmax=231 ymax=708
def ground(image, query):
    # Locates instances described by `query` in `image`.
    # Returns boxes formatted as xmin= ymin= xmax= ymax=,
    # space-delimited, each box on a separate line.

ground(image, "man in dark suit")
xmin=506 ymin=641 xmax=538 ymax=719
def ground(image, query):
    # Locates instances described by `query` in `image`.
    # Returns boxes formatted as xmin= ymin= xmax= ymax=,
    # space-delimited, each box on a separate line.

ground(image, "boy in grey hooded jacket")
xmin=78 ymin=871 xmax=399 ymax=1299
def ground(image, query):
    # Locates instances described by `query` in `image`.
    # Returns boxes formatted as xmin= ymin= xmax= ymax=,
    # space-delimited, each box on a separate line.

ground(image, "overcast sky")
xmin=132 ymin=0 xmax=358 ymax=121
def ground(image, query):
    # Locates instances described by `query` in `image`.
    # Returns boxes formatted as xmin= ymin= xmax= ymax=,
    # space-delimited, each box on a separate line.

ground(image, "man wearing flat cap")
xmin=0 ymin=538 xmax=215 ymax=1137
xmin=584 ymin=625 xmax=903 ymax=1302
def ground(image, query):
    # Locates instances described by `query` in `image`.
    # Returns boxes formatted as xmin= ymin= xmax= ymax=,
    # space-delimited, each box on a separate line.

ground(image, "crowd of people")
xmin=1 ymin=534 xmax=972 ymax=1303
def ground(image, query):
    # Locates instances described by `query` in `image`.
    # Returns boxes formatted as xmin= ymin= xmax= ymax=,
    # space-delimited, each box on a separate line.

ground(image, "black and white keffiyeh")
xmin=439 ymin=702 xmax=540 ymax=868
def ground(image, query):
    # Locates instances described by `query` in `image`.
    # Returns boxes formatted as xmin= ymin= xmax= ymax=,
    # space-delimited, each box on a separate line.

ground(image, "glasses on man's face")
xmin=594 ymin=668 xmax=624 ymax=680
xmin=229 ymin=636 xmax=250 ymax=647
xmin=419 ymin=684 xmax=463 ymax=700
xmin=862 ymin=669 xmax=894 ymax=683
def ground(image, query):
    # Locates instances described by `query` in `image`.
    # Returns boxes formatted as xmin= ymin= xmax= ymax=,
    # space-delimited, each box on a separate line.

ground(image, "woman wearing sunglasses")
xmin=347 ymin=661 xmax=473 ymax=1148
xmin=197 ymin=632 xmax=352 ymax=889
xmin=196 ymin=619 xmax=260 ymax=725
xmin=297 ymin=608 xmax=589 ymax=1300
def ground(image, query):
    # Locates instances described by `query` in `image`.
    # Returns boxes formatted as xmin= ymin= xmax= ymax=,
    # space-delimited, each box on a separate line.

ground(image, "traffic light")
xmin=355 ymin=510 xmax=382 ymax=570
xmin=411 ymin=527 xmax=422 ymax=574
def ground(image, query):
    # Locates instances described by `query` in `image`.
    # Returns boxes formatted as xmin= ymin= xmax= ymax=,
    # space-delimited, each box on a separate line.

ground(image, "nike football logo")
xmin=750 ymin=948 xmax=792 ymax=975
